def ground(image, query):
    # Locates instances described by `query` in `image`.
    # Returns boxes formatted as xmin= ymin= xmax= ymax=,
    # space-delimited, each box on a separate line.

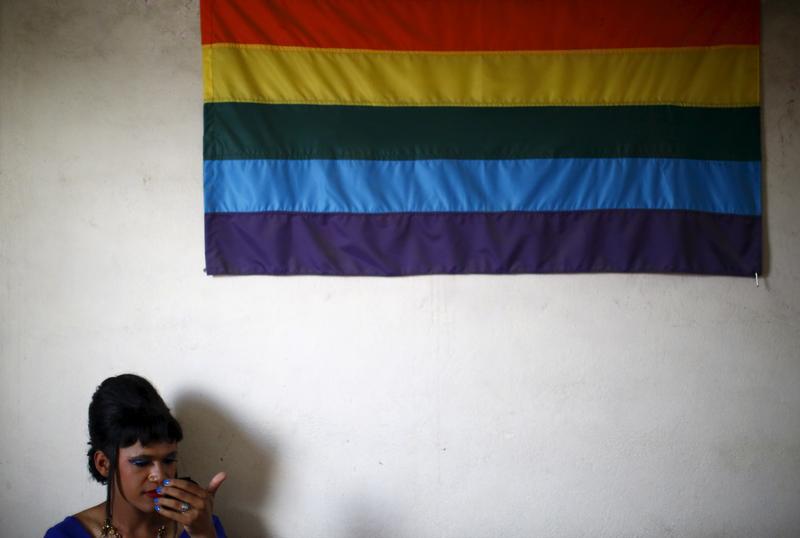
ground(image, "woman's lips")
xmin=144 ymin=491 xmax=160 ymax=499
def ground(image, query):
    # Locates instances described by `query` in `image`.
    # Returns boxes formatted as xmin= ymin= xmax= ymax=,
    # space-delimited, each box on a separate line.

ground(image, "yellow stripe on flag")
xmin=203 ymin=44 xmax=759 ymax=107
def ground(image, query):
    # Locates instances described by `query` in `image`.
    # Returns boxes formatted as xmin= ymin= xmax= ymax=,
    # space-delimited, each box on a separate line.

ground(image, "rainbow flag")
xmin=202 ymin=0 xmax=761 ymax=276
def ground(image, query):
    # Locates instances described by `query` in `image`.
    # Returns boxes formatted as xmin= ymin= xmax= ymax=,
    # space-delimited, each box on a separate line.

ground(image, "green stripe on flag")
xmin=204 ymin=103 xmax=761 ymax=162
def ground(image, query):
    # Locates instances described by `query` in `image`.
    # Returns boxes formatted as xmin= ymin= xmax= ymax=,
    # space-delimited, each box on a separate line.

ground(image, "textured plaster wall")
xmin=1 ymin=1 xmax=799 ymax=537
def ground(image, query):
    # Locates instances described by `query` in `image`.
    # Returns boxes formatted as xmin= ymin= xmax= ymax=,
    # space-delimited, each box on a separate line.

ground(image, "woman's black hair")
xmin=86 ymin=373 xmax=183 ymax=513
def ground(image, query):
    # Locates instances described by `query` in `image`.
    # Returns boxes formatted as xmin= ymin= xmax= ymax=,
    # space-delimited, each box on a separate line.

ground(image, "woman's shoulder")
xmin=44 ymin=516 xmax=90 ymax=538
xmin=211 ymin=514 xmax=227 ymax=537
xmin=45 ymin=511 xmax=226 ymax=538
xmin=44 ymin=505 xmax=102 ymax=538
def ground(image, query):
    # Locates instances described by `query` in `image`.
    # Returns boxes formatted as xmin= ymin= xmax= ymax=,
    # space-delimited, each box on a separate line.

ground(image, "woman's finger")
xmin=155 ymin=495 xmax=196 ymax=515
xmin=156 ymin=487 xmax=208 ymax=514
xmin=161 ymin=478 xmax=207 ymax=499
xmin=155 ymin=489 xmax=218 ymax=536
xmin=153 ymin=499 xmax=191 ymax=525
xmin=207 ymin=472 xmax=227 ymax=495
xmin=152 ymin=474 xmax=224 ymax=536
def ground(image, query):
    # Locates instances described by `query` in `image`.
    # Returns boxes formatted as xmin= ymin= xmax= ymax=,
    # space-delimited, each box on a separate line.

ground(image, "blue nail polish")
xmin=163 ymin=479 xmax=170 ymax=486
xmin=154 ymin=505 xmax=160 ymax=512
xmin=153 ymin=497 xmax=159 ymax=504
xmin=156 ymin=486 xmax=163 ymax=494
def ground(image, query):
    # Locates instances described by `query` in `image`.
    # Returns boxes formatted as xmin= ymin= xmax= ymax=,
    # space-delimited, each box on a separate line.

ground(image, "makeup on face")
xmin=115 ymin=442 xmax=179 ymax=507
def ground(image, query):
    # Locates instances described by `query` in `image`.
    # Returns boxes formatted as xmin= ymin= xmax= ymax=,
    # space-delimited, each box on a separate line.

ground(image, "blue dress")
xmin=44 ymin=515 xmax=227 ymax=537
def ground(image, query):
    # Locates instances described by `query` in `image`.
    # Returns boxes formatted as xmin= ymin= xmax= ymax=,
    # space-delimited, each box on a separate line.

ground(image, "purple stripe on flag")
xmin=205 ymin=210 xmax=762 ymax=276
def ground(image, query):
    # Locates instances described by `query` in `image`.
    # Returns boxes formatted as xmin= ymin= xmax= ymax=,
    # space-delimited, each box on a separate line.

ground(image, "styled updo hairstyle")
xmin=87 ymin=374 xmax=183 ymax=484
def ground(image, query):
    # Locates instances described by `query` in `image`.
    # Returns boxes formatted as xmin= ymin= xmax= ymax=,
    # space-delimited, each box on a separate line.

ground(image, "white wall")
xmin=1 ymin=1 xmax=799 ymax=537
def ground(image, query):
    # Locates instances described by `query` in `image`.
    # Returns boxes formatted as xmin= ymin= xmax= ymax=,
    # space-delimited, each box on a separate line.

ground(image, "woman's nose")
xmin=148 ymin=463 xmax=166 ymax=482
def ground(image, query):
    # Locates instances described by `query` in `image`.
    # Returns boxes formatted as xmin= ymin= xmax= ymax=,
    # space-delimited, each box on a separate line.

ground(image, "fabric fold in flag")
xmin=201 ymin=0 xmax=762 ymax=276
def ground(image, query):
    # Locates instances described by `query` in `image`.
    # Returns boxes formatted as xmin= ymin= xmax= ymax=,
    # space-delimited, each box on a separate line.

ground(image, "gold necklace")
xmin=100 ymin=518 xmax=167 ymax=538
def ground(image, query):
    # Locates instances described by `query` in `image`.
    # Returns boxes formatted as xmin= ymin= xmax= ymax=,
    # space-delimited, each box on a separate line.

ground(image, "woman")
xmin=45 ymin=374 xmax=227 ymax=537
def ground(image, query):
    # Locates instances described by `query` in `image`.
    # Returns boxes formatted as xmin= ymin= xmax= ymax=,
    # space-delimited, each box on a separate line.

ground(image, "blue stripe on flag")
xmin=204 ymin=158 xmax=761 ymax=215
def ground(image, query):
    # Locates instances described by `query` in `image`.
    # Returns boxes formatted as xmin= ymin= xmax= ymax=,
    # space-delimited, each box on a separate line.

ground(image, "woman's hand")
xmin=154 ymin=472 xmax=227 ymax=537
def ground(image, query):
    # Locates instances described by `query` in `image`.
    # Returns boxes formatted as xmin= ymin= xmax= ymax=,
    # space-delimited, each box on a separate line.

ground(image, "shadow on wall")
xmin=342 ymin=497 xmax=408 ymax=538
xmin=173 ymin=392 xmax=276 ymax=537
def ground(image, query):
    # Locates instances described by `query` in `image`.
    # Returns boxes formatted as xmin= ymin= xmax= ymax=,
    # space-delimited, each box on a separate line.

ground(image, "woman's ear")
xmin=94 ymin=450 xmax=111 ymax=479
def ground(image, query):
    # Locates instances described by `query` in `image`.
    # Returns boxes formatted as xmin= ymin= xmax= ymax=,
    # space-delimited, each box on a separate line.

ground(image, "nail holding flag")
xmin=201 ymin=0 xmax=761 ymax=276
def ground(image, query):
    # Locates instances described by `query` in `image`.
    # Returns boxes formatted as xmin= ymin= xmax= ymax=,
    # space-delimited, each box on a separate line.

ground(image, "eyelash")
xmin=130 ymin=458 xmax=178 ymax=467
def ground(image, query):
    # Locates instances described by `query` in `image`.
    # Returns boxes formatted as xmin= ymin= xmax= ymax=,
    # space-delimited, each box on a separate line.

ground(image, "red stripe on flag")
xmin=200 ymin=0 xmax=760 ymax=50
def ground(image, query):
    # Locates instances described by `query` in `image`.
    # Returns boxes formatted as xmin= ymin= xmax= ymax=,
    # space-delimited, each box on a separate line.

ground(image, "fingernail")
xmin=163 ymin=479 xmax=170 ymax=486
xmin=153 ymin=497 xmax=159 ymax=504
xmin=156 ymin=487 xmax=163 ymax=494
xmin=154 ymin=505 xmax=160 ymax=512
